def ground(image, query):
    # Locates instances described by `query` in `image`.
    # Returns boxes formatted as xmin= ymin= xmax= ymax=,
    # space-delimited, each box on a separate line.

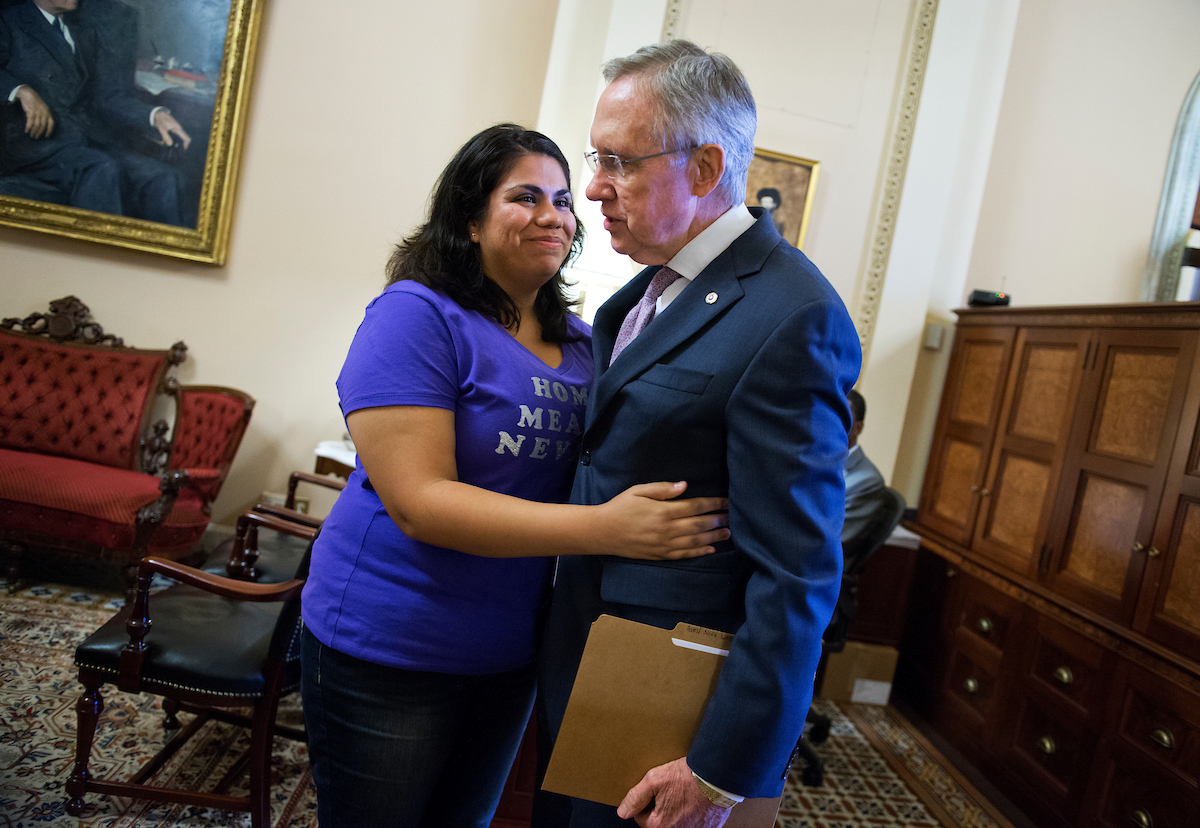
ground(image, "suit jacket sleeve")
xmin=687 ymin=294 xmax=860 ymax=797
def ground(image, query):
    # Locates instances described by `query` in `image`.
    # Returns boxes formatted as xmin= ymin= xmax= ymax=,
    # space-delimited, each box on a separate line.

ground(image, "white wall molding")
xmin=853 ymin=0 xmax=939 ymax=366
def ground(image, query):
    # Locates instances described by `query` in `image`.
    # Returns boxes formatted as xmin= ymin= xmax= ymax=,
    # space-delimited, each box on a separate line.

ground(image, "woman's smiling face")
xmin=469 ymin=153 xmax=577 ymax=299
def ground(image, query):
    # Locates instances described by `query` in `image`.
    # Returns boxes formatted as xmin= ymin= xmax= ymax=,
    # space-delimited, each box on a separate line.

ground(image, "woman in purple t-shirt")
xmin=300 ymin=124 xmax=729 ymax=828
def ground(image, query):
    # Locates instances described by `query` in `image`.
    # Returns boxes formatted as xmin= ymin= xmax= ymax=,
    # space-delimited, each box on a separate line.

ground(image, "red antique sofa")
xmin=0 ymin=297 xmax=254 ymax=594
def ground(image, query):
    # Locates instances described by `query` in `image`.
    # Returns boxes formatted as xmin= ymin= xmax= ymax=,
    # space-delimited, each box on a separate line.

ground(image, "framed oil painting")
xmin=745 ymin=148 xmax=819 ymax=250
xmin=0 ymin=0 xmax=264 ymax=264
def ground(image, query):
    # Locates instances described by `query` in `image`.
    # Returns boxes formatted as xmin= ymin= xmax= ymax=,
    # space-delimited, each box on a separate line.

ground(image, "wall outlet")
xmin=258 ymin=492 xmax=309 ymax=513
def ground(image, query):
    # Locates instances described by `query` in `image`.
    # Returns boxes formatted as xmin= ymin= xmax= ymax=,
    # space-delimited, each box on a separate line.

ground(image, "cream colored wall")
xmin=964 ymin=0 xmax=1200 ymax=306
xmin=678 ymin=0 xmax=914 ymax=303
xmin=860 ymin=0 xmax=1019 ymax=503
xmin=890 ymin=0 xmax=1200 ymax=503
xmin=7 ymin=0 xmax=1200 ymax=533
xmin=0 ymin=0 xmax=559 ymax=525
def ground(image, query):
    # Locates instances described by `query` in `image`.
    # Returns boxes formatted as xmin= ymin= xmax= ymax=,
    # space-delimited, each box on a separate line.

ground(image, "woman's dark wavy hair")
xmin=385 ymin=124 xmax=585 ymax=343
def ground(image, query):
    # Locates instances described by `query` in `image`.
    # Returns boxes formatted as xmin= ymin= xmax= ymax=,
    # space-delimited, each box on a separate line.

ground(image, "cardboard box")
xmin=818 ymin=642 xmax=898 ymax=706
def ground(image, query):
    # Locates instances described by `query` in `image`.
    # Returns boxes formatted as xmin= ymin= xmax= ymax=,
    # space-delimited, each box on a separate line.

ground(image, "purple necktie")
xmin=611 ymin=266 xmax=683 ymax=362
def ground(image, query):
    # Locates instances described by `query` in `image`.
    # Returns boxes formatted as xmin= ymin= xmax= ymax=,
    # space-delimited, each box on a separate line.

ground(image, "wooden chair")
xmin=65 ymin=511 xmax=316 ymax=827
xmin=207 ymin=471 xmax=346 ymax=583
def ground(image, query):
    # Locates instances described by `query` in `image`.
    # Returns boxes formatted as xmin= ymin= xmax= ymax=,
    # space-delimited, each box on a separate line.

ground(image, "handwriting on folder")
xmin=542 ymin=615 xmax=781 ymax=827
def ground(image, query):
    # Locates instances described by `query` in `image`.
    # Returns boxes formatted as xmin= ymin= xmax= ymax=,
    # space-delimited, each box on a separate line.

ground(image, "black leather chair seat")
xmin=73 ymin=585 xmax=301 ymax=700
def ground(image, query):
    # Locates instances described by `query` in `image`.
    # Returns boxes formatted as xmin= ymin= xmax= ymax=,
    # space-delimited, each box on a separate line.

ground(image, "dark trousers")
xmin=300 ymin=626 xmax=536 ymax=828
xmin=3 ymin=141 xmax=183 ymax=225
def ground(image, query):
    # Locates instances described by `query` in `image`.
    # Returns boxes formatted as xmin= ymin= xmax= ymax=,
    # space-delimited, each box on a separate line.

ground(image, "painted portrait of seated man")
xmin=0 ymin=0 xmax=223 ymax=227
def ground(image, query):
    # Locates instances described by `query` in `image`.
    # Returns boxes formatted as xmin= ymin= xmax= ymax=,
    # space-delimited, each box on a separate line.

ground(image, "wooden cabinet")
xmin=919 ymin=325 xmax=1015 ymax=546
xmin=1083 ymin=661 xmax=1200 ymax=828
xmin=972 ymin=327 xmax=1089 ymax=577
xmin=907 ymin=303 xmax=1200 ymax=828
xmin=1045 ymin=329 xmax=1197 ymax=625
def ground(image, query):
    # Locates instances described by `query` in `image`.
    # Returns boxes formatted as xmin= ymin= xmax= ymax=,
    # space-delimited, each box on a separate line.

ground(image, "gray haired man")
xmin=537 ymin=40 xmax=861 ymax=828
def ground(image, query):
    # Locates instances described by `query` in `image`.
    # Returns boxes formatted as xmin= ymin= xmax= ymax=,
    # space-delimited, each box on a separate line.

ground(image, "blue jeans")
xmin=301 ymin=626 xmax=535 ymax=828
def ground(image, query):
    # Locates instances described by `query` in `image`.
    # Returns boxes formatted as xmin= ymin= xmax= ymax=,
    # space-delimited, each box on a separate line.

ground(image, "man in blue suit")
xmin=537 ymin=40 xmax=861 ymax=828
xmin=0 ymin=0 xmax=190 ymax=224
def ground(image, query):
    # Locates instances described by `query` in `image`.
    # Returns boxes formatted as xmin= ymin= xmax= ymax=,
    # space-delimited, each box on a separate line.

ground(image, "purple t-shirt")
xmin=301 ymin=281 xmax=593 ymax=674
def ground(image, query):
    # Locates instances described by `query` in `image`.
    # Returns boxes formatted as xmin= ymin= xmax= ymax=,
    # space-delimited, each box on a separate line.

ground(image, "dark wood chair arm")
xmin=286 ymin=470 xmax=347 ymax=509
xmin=119 ymin=516 xmax=312 ymax=690
xmin=138 ymin=555 xmax=306 ymax=602
xmin=254 ymin=502 xmax=323 ymax=528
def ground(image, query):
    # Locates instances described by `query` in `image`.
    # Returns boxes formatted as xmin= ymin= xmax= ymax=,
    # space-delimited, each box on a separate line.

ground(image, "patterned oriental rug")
xmin=0 ymin=583 xmax=1012 ymax=828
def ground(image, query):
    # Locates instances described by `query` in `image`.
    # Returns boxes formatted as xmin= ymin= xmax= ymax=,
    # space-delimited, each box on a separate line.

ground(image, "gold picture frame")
xmin=746 ymin=148 xmax=819 ymax=250
xmin=0 ymin=0 xmax=265 ymax=265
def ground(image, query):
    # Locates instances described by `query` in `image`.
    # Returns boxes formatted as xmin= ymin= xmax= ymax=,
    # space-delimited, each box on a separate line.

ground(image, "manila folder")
xmin=541 ymin=614 xmax=781 ymax=828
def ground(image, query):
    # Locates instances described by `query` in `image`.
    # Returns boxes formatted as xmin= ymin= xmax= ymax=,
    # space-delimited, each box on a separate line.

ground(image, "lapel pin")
xmin=705 ymin=292 xmax=718 ymax=305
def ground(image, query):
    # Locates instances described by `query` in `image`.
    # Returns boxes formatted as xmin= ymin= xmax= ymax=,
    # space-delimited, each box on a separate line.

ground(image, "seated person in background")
xmin=844 ymin=389 xmax=886 ymax=521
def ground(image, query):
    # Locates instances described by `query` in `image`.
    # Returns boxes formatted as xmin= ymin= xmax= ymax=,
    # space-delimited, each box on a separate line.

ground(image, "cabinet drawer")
xmin=1026 ymin=614 xmax=1111 ymax=721
xmin=945 ymin=647 xmax=999 ymax=720
xmin=1116 ymin=670 xmax=1200 ymax=787
xmin=1007 ymin=696 xmax=1098 ymax=812
xmin=1092 ymin=755 xmax=1197 ymax=828
xmin=957 ymin=578 xmax=1019 ymax=654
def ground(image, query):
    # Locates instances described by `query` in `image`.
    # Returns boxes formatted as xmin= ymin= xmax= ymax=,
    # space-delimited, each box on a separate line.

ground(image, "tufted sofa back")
xmin=0 ymin=330 xmax=173 ymax=470
xmin=167 ymin=386 xmax=255 ymax=472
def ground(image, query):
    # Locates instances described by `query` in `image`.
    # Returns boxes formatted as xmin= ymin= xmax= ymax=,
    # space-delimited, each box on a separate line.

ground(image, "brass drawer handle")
xmin=963 ymin=677 xmax=979 ymax=694
xmin=1131 ymin=808 xmax=1153 ymax=828
xmin=980 ymin=488 xmax=991 ymax=496
xmin=1053 ymin=666 xmax=1074 ymax=685
xmin=977 ymin=617 xmax=993 ymax=634
xmin=970 ymin=485 xmax=979 ymax=493
xmin=1150 ymin=728 xmax=1175 ymax=749
xmin=1147 ymin=546 xmax=1161 ymax=558
xmin=1037 ymin=736 xmax=1056 ymax=755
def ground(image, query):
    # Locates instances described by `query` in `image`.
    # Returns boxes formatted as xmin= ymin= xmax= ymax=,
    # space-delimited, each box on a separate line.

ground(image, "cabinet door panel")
xmin=1160 ymin=517 xmax=1200 ymax=630
xmin=1092 ymin=350 xmax=1179 ymax=464
xmin=980 ymin=452 xmax=1052 ymax=570
xmin=1140 ymin=348 xmax=1200 ymax=662
xmin=1061 ymin=474 xmax=1145 ymax=599
xmin=918 ymin=327 xmax=1015 ymax=544
xmin=956 ymin=338 xmax=1012 ymax=425
xmin=973 ymin=329 xmax=1088 ymax=577
xmin=930 ymin=439 xmax=983 ymax=527
xmin=1142 ymin=497 xmax=1200 ymax=663
xmin=1047 ymin=329 xmax=1197 ymax=623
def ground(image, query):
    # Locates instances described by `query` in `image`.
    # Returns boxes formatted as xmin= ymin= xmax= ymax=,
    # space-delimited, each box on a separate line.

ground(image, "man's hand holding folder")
xmin=617 ymin=757 xmax=730 ymax=828
xmin=541 ymin=616 xmax=781 ymax=828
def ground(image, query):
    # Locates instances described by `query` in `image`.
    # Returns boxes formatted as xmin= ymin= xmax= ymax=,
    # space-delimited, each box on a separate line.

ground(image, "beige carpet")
xmin=1 ymin=581 xmax=1012 ymax=828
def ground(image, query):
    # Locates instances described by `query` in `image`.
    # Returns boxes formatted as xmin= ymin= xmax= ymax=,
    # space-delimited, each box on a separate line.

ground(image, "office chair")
xmin=795 ymin=486 xmax=906 ymax=786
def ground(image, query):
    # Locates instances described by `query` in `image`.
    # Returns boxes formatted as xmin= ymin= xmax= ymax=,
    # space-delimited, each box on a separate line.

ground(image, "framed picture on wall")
xmin=745 ymin=148 xmax=819 ymax=250
xmin=0 ymin=0 xmax=265 ymax=265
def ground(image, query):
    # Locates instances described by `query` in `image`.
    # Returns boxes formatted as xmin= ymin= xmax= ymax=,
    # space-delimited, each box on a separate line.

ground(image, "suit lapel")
xmin=19 ymin=3 xmax=83 ymax=81
xmin=591 ymin=268 xmax=652 ymax=374
xmin=587 ymin=212 xmax=782 ymax=427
